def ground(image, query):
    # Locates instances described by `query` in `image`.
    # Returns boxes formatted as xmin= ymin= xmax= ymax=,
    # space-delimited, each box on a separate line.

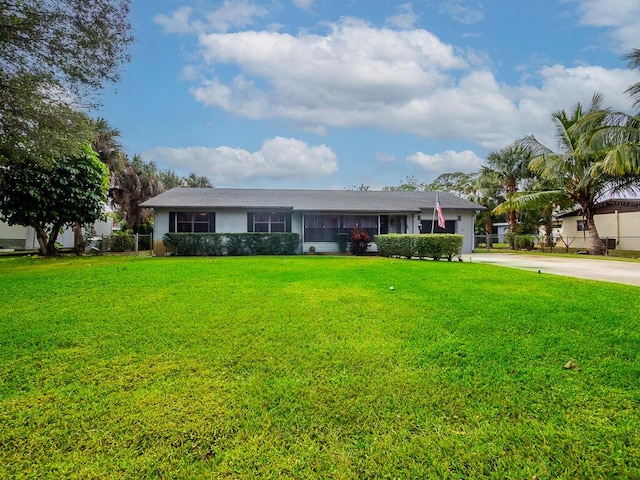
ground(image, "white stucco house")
xmin=140 ymin=188 xmax=486 ymax=256
xmin=557 ymin=198 xmax=640 ymax=251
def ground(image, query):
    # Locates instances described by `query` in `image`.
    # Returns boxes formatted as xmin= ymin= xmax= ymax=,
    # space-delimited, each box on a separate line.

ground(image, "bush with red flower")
xmin=349 ymin=228 xmax=370 ymax=255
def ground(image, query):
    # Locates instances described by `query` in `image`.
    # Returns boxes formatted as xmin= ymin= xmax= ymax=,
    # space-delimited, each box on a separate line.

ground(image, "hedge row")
xmin=163 ymin=233 xmax=300 ymax=256
xmin=375 ymin=234 xmax=463 ymax=261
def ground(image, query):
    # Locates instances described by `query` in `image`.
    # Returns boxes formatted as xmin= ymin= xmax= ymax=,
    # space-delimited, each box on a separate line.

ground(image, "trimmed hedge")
xmin=504 ymin=232 xmax=536 ymax=250
xmin=375 ymin=234 xmax=463 ymax=261
xmin=163 ymin=233 xmax=300 ymax=256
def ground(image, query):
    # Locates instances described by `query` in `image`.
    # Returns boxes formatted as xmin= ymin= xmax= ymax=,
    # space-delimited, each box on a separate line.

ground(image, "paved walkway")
xmin=467 ymin=253 xmax=640 ymax=287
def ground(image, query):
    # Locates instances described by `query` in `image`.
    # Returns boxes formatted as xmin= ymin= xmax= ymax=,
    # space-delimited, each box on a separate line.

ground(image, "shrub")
xmin=504 ymin=233 xmax=536 ymax=250
xmin=375 ymin=234 xmax=463 ymax=261
xmin=109 ymin=231 xmax=134 ymax=252
xmin=337 ymin=233 xmax=349 ymax=253
xmin=350 ymin=228 xmax=370 ymax=255
xmin=163 ymin=233 xmax=300 ymax=256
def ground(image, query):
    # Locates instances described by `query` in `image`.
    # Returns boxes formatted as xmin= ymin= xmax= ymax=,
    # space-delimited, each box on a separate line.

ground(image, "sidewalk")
xmin=467 ymin=253 xmax=640 ymax=287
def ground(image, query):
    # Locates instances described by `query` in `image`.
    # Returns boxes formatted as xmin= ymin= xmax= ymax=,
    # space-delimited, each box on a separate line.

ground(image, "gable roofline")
xmin=558 ymin=198 xmax=640 ymax=218
xmin=140 ymin=187 xmax=487 ymax=212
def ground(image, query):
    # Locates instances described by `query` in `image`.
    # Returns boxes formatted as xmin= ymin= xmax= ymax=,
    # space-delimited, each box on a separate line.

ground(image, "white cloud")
xmin=154 ymin=6 xmax=198 ymax=34
xmin=438 ymin=1 xmax=484 ymax=25
xmin=144 ymin=137 xmax=338 ymax=186
xmin=406 ymin=150 xmax=483 ymax=173
xmin=575 ymin=0 xmax=640 ymax=51
xmin=155 ymin=2 xmax=269 ymax=34
xmin=375 ymin=153 xmax=396 ymax=163
xmin=207 ymin=1 xmax=269 ymax=33
xmin=386 ymin=3 xmax=419 ymax=30
xmin=292 ymin=0 xmax=315 ymax=12
xmin=165 ymin=13 xmax=638 ymax=153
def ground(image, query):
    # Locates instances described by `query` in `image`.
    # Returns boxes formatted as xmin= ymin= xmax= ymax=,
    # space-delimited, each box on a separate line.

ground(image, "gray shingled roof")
xmin=140 ymin=188 xmax=486 ymax=212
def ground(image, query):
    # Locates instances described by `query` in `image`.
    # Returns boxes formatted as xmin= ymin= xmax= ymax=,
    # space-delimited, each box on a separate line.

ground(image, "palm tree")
xmin=498 ymin=94 xmax=640 ymax=255
xmin=624 ymin=49 xmax=640 ymax=109
xmin=184 ymin=172 xmax=212 ymax=188
xmin=111 ymin=154 xmax=164 ymax=232
xmin=480 ymin=144 xmax=532 ymax=240
xmin=91 ymin=118 xmax=126 ymax=176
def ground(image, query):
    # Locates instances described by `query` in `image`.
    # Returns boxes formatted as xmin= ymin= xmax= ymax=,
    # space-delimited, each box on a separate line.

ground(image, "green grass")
xmin=1 ymin=255 xmax=639 ymax=478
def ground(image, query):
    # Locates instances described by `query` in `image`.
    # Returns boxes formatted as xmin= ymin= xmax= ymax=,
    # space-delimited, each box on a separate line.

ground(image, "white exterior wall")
xmin=152 ymin=208 xmax=478 ymax=255
xmin=0 ymin=223 xmax=27 ymax=248
xmin=561 ymin=211 xmax=640 ymax=250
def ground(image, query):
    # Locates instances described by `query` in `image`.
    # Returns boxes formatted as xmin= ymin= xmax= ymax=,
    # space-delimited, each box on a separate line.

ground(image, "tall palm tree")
xmin=480 ymin=143 xmax=532 ymax=237
xmin=498 ymin=94 xmax=640 ymax=255
xmin=624 ymin=49 xmax=640 ymax=109
xmin=111 ymin=154 xmax=163 ymax=232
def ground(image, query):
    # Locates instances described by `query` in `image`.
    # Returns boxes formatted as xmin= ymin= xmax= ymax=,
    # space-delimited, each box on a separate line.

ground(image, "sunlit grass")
xmin=1 ymin=255 xmax=639 ymax=478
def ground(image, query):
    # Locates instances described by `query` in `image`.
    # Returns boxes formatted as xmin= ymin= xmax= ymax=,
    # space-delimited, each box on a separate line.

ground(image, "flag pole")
xmin=431 ymin=193 xmax=437 ymax=234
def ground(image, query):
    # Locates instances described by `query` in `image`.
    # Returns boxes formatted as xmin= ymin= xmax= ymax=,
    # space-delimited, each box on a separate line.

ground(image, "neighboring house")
xmin=0 ymin=219 xmax=114 ymax=250
xmin=557 ymin=199 xmax=640 ymax=250
xmin=140 ymin=188 xmax=486 ymax=255
xmin=492 ymin=222 xmax=509 ymax=243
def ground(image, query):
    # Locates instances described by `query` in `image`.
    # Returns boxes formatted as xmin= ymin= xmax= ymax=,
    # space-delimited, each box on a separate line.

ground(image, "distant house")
xmin=558 ymin=199 xmax=640 ymax=250
xmin=140 ymin=188 xmax=486 ymax=255
xmin=0 ymin=219 xmax=114 ymax=251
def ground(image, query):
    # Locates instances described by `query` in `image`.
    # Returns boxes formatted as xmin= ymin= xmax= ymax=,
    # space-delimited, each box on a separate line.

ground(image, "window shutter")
xmin=247 ymin=213 xmax=254 ymax=232
xmin=208 ymin=213 xmax=216 ymax=233
xmin=285 ymin=213 xmax=292 ymax=232
xmin=169 ymin=212 xmax=176 ymax=233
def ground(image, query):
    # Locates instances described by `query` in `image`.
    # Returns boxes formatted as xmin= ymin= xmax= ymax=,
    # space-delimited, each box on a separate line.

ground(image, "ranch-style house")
xmin=140 ymin=188 xmax=486 ymax=256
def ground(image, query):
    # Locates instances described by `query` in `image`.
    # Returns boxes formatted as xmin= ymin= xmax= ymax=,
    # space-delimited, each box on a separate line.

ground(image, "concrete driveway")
xmin=467 ymin=253 xmax=640 ymax=287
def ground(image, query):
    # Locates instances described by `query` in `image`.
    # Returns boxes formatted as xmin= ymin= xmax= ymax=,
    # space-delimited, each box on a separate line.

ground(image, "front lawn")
xmin=1 ymin=256 xmax=638 ymax=478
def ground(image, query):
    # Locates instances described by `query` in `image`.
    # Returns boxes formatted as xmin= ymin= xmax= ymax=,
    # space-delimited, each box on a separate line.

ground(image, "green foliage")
xmin=336 ymin=233 xmax=349 ymax=253
xmin=0 ymin=145 xmax=109 ymax=255
xmin=1 ymin=256 xmax=639 ymax=477
xmin=0 ymin=0 xmax=133 ymax=163
xmin=163 ymin=233 xmax=300 ymax=256
xmin=376 ymin=234 xmax=463 ymax=260
xmin=108 ymin=230 xmax=134 ymax=252
xmin=504 ymin=233 xmax=536 ymax=250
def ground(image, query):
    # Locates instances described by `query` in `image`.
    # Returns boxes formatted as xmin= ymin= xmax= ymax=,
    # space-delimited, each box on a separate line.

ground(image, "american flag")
xmin=436 ymin=193 xmax=446 ymax=229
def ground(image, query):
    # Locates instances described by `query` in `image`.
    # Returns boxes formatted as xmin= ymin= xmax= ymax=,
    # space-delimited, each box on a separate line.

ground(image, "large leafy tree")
xmin=499 ymin=94 xmax=640 ymax=255
xmin=0 ymin=0 xmax=132 ymax=163
xmin=0 ymin=146 xmax=109 ymax=255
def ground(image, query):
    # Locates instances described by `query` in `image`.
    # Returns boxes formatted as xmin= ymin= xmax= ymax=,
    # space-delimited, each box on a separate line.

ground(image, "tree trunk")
xmin=585 ymin=208 xmax=605 ymax=255
xmin=33 ymin=223 xmax=62 ymax=256
xmin=485 ymin=216 xmax=494 ymax=248
xmin=73 ymin=222 xmax=84 ymax=255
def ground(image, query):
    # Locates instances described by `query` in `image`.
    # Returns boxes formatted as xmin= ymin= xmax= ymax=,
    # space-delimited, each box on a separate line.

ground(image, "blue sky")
xmin=97 ymin=0 xmax=640 ymax=189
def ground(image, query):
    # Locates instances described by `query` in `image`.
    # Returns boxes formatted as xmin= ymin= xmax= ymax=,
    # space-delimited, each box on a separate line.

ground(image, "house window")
xmin=420 ymin=220 xmax=456 ymax=234
xmin=247 ymin=212 xmax=291 ymax=233
xmin=577 ymin=220 xmax=587 ymax=232
xmin=169 ymin=212 xmax=215 ymax=233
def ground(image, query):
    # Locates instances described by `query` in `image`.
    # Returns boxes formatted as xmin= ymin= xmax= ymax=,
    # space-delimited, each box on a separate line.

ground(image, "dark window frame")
xmin=169 ymin=212 xmax=215 ymax=233
xmin=247 ymin=212 xmax=292 ymax=233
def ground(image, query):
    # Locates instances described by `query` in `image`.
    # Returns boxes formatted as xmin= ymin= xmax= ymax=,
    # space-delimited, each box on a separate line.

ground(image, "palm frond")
xmin=492 ymin=190 xmax=565 ymax=215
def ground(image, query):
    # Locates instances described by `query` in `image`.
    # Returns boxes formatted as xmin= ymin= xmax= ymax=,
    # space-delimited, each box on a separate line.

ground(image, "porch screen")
xmin=304 ymin=215 xmax=340 ymax=242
